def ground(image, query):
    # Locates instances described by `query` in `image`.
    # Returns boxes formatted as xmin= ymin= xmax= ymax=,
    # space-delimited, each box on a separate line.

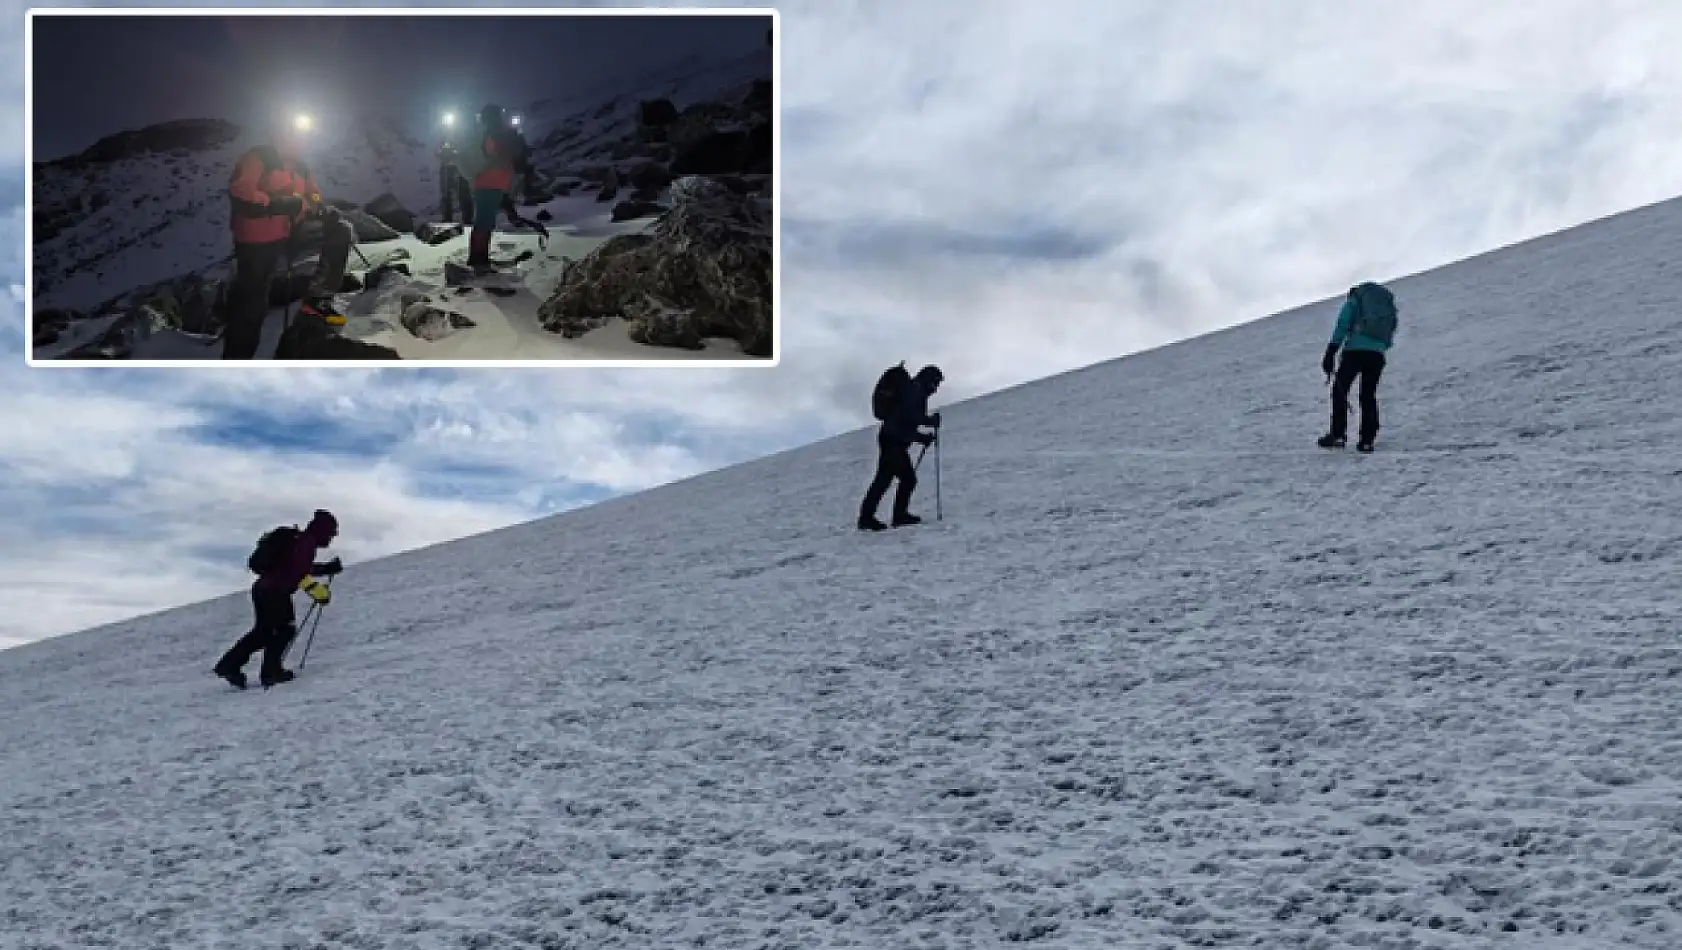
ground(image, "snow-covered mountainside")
xmin=30 ymin=48 xmax=772 ymax=361
xmin=8 ymin=194 xmax=1682 ymax=945
xmin=518 ymin=50 xmax=773 ymax=172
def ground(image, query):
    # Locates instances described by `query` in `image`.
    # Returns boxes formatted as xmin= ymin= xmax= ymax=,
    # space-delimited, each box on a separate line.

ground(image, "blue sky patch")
xmin=182 ymin=403 xmax=409 ymax=460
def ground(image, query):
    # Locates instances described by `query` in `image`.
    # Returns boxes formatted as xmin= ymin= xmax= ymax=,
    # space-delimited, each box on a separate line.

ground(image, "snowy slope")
xmin=33 ymin=192 xmax=747 ymax=362
xmin=8 ymin=195 xmax=1682 ymax=947
xmin=30 ymin=48 xmax=771 ymax=317
xmin=520 ymin=49 xmax=771 ymax=170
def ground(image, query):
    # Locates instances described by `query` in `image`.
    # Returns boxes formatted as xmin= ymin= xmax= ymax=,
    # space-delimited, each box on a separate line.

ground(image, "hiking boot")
xmin=891 ymin=513 xmax=922 ymax=527
xmin=259 ymin=668 xmax=295 ymax=688
xmin=299 ymin=296 xmax=347 ymax=328
xmin=1317 ymin=433 xmax=1346 ymax=449
xmin=857 ymin=515 xmax=887 ymax=531
xmin=213 ymin=661 xmax=247 ymax=690
xmin=1356 ymin=440 xmax=1375 ymax=453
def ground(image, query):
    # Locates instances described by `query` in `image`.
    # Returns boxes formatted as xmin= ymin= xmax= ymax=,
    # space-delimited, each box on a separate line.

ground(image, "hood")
xmin=305 ymin=509 xmax=338 ymax=543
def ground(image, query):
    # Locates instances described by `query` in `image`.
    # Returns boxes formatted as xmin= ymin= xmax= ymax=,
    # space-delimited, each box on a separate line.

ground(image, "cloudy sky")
xmin=8 ymin=0 xmax=1682 ymax=650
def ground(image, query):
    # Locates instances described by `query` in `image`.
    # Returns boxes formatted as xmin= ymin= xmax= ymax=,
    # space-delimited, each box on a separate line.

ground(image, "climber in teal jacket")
xmin=1327 ymin=282 xmax=1396 ymax=355
xmin=1319 ymin=281 xmax=1397 ymax=452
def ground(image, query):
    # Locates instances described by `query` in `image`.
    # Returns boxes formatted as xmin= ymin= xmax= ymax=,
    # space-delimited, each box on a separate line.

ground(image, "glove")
xmin=1321 ymin=345 xmax=1338 ymax=377
xmin=916 ymin=432 xmax=936 ymax=446
xmin=319 ymin=557 xmax=343 ymax=576
xmin=270 ymin=195 xmax=305 ymax=218
xmin=301 ymin=578 xmax=332 ymax=605
xmin=929 ymin=412 xmax=942 ymax=429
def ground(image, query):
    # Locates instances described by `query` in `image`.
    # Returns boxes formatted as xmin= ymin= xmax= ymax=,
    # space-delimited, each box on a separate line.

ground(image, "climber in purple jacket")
xmin=213 ymin=509 xmax=342 ymax=689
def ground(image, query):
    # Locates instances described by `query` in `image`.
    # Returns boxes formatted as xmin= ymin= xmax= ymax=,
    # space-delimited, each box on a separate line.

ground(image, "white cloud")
xmin=10 ymin=0 xmax=1682 ymax=645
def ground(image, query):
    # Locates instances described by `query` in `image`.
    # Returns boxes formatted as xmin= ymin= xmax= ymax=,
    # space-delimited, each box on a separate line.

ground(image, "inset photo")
xmin=26 ymin=8 xmax=777 ymax=366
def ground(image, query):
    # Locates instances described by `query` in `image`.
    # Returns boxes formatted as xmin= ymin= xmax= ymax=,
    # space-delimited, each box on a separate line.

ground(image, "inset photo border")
xmin=25 ymin=7 xmax=779 ymax=368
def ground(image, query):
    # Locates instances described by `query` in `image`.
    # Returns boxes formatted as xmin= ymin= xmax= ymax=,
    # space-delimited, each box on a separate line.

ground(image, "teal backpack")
xmin=1347 ymin=282 xmax=1398 ymax=346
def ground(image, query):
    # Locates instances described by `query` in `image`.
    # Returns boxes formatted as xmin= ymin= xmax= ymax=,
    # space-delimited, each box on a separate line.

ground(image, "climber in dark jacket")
xmin=213 ymin=509 xmax=342 ymax=689
xmin=858 ymin=365 xmax=943 ymax=530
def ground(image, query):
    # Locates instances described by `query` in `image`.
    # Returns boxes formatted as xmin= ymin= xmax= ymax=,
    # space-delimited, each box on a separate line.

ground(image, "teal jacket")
xmin=1329 ymin=296 xmax=1393 ymax=353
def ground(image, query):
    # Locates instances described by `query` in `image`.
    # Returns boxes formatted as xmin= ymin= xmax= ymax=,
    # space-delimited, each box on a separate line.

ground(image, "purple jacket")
xmin=254 ymin=522 xmax=336 ymax=592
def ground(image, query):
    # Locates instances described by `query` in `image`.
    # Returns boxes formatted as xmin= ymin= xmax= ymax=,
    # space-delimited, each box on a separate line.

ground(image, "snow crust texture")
xmin=7 ymin=198 xmax=1682 ymax=947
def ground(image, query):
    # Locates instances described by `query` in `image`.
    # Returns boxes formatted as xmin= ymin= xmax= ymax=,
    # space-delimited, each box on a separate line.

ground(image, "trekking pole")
xmin=935 ymin=433 xmax=943 ymax=521
xmin=296 ymin=603 xmax=326 ymax=670
xmin=280 ymin=601 xmax=316 ymax=667
xmin=282 ymin=245 xmax=299 ymax=333
xmin=296 ymin=578 xmax=333 ymax=671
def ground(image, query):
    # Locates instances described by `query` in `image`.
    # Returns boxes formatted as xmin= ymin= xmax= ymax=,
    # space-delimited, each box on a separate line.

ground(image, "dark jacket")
xmin=254 ymin=517 xmax=337 ymax=593
xmin=882 ymin=377 xmax=937 ymax=447
xmin=510 ymin=129 xmax=533 ymax=176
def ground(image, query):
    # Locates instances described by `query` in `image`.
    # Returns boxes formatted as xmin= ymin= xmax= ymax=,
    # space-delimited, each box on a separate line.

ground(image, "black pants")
xmin=224 ymin=240 xmax=286 ymax=360
xmin=860 ymin=431 xmax=919 ymax=521
xmin=218 ymin=585 xmax=297 ymax=677
xmin=225 ymin=224 xmax=354 ymax=360
xmin=440 ymin=165 xmax=465 ymax=221
xmin=1330 ymin=349 xmax=1386 ymax=442
xmin=456 ymin=178 xmax=473 ymax=224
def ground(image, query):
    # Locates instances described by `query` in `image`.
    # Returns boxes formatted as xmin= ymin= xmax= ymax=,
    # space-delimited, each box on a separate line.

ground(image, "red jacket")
xmin=228 ymin=147 xmax=321 ymax=245
xmin=472 ymin=133 xmax=515 ymax=192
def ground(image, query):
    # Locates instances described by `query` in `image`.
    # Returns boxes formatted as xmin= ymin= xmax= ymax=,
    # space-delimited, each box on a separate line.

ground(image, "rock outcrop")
xmin=58 ymin=301 xmax=187 ymax=359
xmin=536 ymin=176 xmax=772 ymax=356
xmin=275 ymin=317 xmax=402 ymax=360
xmin=638 ymin=99 xmax=680 ymax=128
xmin=35 ymin=243 xmax=413 ymax=359
xmin=418 ymin=222 xmax=466 ymax=246
xmin=291 ymin=207 xmax=404 ymax=247
xmin=612 ymin=200 xmax=666 ymax=222
xmin=363 ymin=193 xmax=417 ymax=235
xmin=399 ymin=293 xmax=478 ymax=342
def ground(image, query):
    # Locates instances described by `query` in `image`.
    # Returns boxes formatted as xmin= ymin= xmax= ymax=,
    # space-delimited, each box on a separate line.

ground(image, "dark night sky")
xmin=33 ymin=13 xmax=770 ymax=160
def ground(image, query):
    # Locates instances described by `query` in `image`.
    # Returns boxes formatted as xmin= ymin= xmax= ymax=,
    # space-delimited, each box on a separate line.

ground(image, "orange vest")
xmin=228 ymin=146 xmax=320 ymax=245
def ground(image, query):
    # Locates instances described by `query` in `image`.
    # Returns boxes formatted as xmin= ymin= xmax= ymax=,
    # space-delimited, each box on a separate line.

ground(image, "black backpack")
xmin=248 ymin=525 xmax=301 ymax=574
xmin=872 ymin=363 xmax=911 ymax=421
